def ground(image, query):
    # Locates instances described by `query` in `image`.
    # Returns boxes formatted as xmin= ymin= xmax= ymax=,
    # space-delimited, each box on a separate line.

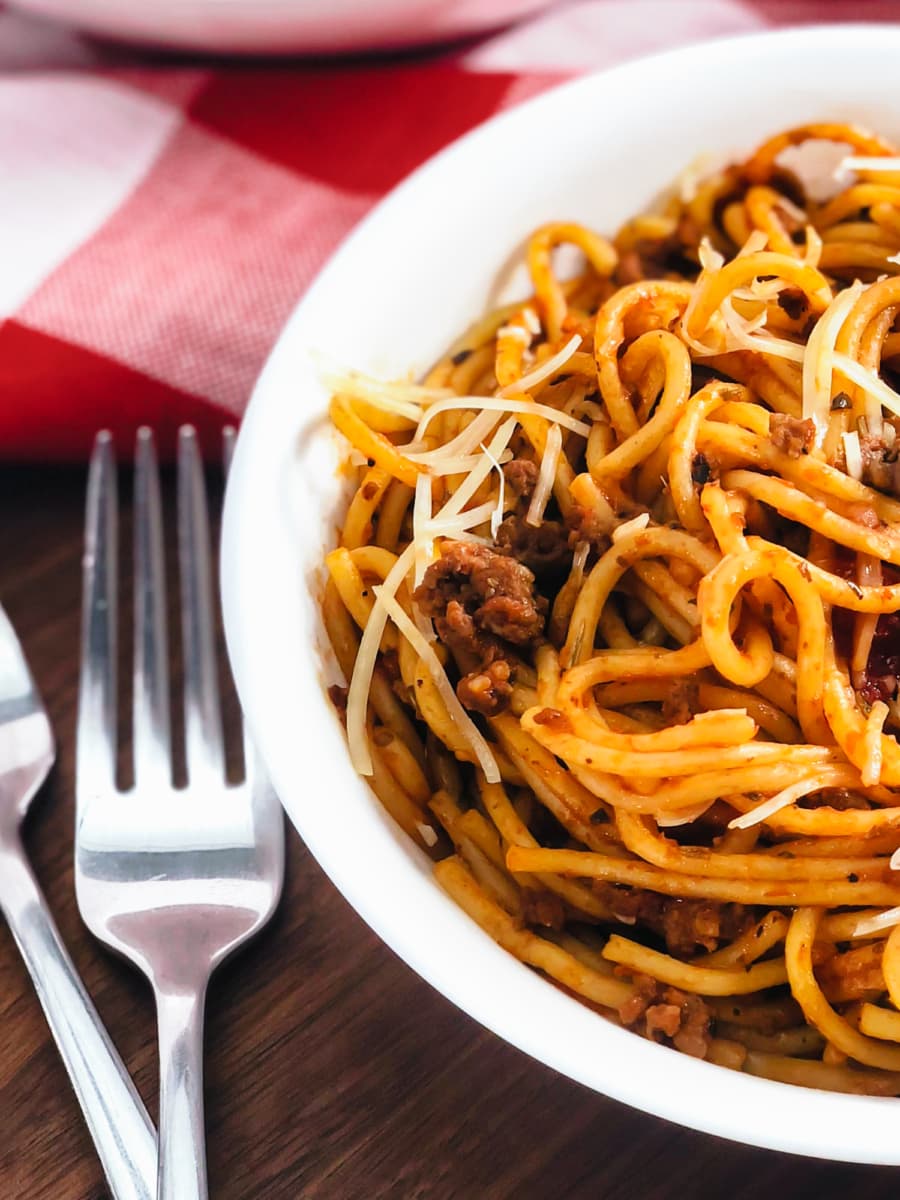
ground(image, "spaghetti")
xmin=323 ymin=122 xmax=900 ymax=1094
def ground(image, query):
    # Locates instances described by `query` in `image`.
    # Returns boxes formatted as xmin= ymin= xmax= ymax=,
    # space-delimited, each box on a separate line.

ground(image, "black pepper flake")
xmin=848 ymin=873 xmax=859 ymax=883
xmin=451 ymin=348 xmax=472 ymax=365
xmin=589 ymin=808 xmax=610 ymax=824
xmin=691 ymin=452 xmax=712 ymax=485
xmin=831 ymin=392 xmax=852 ymax=411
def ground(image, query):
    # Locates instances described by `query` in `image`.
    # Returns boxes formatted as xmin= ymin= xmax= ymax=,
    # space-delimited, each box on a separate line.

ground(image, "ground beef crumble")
xmin=521 ymin=888 xmax=566 ymax=930
xmin=502 ymin=458 xmax=539 ymax=505
xmin=564 ymin=504 xmax=613 ymax=553
xmin=595 ymin=886 xmax=748 ymax=957
xmin=617 ymin=972 xmax=712 ymax=1059
xmin=495 ymin=514 xmax=572 ymax=578
xmin=859 ymin=429 xmax=900 ymax=498
xmin=770 ymin=413 xmax=815 ymax=458
xmin=414 ymin=541 xmax=548 ymax=716
xmin=661 ymin=678 xmax=699 ymax=726
xmin=455 ymin=657 xmax=512 ymax=717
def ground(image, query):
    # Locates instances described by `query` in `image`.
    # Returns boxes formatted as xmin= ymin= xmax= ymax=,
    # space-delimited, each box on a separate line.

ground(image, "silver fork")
xmin=75 ymin=426 xmax=284 ymax=1200
xmin=0 ymin=603 xmax=156 ymax=1200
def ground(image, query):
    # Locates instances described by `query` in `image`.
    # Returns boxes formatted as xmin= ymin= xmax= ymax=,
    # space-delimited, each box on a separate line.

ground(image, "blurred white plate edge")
xmin=9 ymin=0 xmax=553 ymax=53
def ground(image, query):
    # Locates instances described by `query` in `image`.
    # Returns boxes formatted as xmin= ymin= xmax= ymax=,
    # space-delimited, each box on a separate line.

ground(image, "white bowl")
xmin=222 ymin=24 xmax=900 ymax=1164
xmin=11 ymin=0 xmax=551 ymax=53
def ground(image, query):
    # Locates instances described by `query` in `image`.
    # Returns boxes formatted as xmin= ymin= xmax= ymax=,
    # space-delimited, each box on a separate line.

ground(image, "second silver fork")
xmin=75 ymin=427 xmax=284 ymax=1200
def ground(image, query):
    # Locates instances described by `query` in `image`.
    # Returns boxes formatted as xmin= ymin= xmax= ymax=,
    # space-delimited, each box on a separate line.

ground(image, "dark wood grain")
xmin=2 ymin=462 xmax=900 ymax=1200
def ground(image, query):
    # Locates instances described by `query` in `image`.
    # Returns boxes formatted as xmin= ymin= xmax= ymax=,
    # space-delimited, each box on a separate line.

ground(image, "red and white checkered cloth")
xmin=3 ymin=0 xmax=898 ymax=460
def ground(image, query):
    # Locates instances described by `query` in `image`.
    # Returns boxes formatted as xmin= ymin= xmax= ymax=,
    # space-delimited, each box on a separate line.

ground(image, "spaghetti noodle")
xmin=323 ymin=122 xmax=900 ymax=1094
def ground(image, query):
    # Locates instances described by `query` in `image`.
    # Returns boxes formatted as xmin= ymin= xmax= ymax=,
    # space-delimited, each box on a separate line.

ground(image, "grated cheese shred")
xmin=801 ymin=280 xmax=862 ymax=442
xmin=612 ymin=512 xmax=651 ymax=543
xmin=498 ymin=333 xmax=582 ymax=398
xmin=852 ymin=906 xmax=900 ymax=938
xmin=834 ymin=352 xmax=900 ymax=423
xmin=373 ymin=584 xmax=501 ymax=783
xmin=525 ymin=423 xmax=562 ymax=527
xmin=480 ymin=438 xmax=507 ymax=538
xmin=346 ymin=542 xmax=417 ymax=778
xmin=842 ymin=429 xmax=863 ymax=481
xmin=728 ymin=777 xmax=834 ymax=830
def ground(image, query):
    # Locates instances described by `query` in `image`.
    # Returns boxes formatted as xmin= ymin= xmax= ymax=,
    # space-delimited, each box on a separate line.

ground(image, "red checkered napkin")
xmin=1 ymin=0 xmax=894 ymax=461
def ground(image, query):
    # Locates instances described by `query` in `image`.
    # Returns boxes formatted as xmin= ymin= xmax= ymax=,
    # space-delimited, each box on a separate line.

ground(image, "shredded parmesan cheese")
xmin=320 ymin=360 xmax=452 ymax=420
xmin=373 ymin=584 xmax=501 ymax=783
xmin=801 ymin=280 xmax=862 ymax=441
xmin=736 ymin=230 xmax=770 ymax=258
xmin=498 ymin=333 xmax=581 ymax=398
xmin=523 ymin=307 xmax=542 ymax=336
xmin=852 ymin=906 xmax=900 ymax=938
xmin=525 ymin=423 xmax=562 ymax=527
xmin=834 ymin=351 xmax=900 ymax=423
xmin=411 ymin=395 xmax=590 ymax=448
xmin=683 ymin=235 xmax=811 ymax=363
xmin=479 ymin=438 xmax=507 ymax=538
xmin=611 ymin=512 xmax=650 ymax=543
xmin=728 ymin=777 xmax=832 ymax=830
xmin=404 ymin=409 xmax=501 ymax=464
xmin=413 ymin=472 xmax=435 ymax=589
xmin=658 ymin=801 xmax=713 ymax=827
xmin=346 ymin=542 xmax=417 ymax=777
xmin=433 ymin=418 xmax=518 ymax=524
xmin=842 ymin=429 xmax=864 ymax=481
xmin=572 ymin=540 xmax=590 ymax=574
xmin=698 ymin=236 xmax=725 ymax=271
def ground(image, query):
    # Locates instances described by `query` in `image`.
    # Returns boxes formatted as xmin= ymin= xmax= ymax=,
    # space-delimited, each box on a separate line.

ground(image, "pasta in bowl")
xmin=322 ymin=120 xmax=900 ymax=1094
xmin=222 ymin=26 xmax=900 ymax=1161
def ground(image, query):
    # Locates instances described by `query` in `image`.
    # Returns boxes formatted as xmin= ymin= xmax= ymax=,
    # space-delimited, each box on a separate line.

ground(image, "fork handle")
xmin=156 ymin=982 xmax=209 ymax=1200
xmin=0 ymin=842 xmax=157 ymax=1200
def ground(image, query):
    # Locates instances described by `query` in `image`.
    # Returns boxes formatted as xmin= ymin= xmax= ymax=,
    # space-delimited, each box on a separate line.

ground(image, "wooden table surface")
xmin=2 ymin=460 xmax=899 ymax=1200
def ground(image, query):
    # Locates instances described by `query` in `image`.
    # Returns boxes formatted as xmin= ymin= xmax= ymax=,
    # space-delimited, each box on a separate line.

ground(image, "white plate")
xmin=222 ymin=25 xmax=900 ymax=1164
xmin=11 ymin=0 xmax=551 ymax=53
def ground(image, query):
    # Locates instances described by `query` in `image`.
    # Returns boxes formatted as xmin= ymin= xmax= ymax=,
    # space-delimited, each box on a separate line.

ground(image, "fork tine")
xmin=133 ymin=428 xmax=171 ymax=787
xmin=77 ymin=431 xmax=118 ymax=804
xmin=178 ymin=426 xmax=224 ymax=780
xmin=221 ymin=424 xmax=254 ymax=787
